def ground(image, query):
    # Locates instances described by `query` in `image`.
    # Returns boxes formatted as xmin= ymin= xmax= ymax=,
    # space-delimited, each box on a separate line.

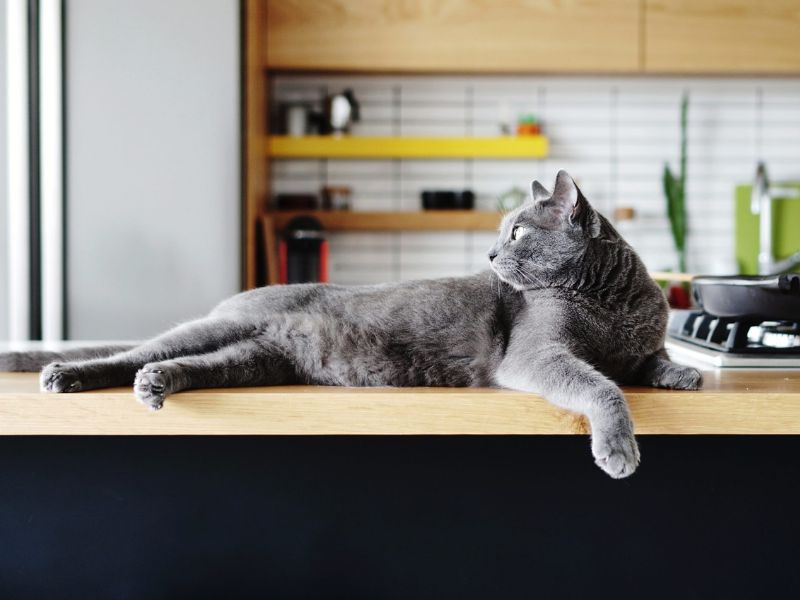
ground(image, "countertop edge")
xmin=2 ymin=372 xmax=800 ymax=435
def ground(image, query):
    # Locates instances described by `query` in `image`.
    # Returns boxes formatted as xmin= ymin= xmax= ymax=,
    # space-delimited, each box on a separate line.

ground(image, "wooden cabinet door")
xmin=645 ymin=0 xmax=800 ymax=73
xmin=265 ymin=0 xmax=640 ymax=73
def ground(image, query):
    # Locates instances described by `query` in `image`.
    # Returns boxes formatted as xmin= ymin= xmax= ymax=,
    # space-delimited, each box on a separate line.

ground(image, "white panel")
xmin=66 ymin=0 xmax=239 ymax=339
xmin=0 ymin=1 xmax=9 ymax=339
xmin=39 ymin=0 xmax=64 ymax=341
xmin=5 ymin=0 xmax=30 ymax=340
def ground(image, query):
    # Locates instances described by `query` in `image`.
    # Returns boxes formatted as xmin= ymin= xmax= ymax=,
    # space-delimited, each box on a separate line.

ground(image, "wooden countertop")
xmin=1 ymin=370 xmax=799 ymax=435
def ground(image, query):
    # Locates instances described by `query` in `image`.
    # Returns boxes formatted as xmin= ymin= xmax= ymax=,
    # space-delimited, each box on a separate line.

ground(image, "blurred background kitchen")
xmin=3 ymin=0 xmax=800 ymax=342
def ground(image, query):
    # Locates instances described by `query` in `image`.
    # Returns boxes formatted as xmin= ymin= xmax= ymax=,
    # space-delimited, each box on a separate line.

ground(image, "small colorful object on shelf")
xmin=516 ymin=113 xmax=541 ymax=136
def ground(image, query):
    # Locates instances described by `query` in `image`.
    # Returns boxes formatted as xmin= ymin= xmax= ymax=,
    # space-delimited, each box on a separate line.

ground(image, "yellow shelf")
xmin=268 ymin=210 xmax=502 ymax=231
xmin=266 ymin=135 xmax=548 ymax=159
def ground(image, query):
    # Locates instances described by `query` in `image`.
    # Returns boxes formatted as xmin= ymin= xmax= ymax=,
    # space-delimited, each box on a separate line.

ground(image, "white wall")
xmin=273 ymin=75 xmax=800 ymax=283
xmin=66 ymin=0 xmax=240 ymax=339
xmin=0 ymin=2 xmax=8 ymax=340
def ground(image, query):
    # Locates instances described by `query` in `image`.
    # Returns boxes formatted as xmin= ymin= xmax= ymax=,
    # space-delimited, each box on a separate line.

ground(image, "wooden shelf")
xmin=3 ymin=370 xmax=800 ymax=435
xmin=265 ymin=136 xmax=548 ymax=159
xmin=269 ymin=210 xmax=502 ymax=232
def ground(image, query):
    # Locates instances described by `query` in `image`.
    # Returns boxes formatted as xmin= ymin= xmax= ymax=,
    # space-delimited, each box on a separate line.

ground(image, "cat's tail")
xmin=0 ymin=344 xmax=134 ymax=372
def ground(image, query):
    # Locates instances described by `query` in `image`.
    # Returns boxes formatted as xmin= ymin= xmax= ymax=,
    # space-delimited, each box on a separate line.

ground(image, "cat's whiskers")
xmin=491 ymin=269 xmax=504 ymax=298
xmin=511 ymin=263 xmax=544 ymax=290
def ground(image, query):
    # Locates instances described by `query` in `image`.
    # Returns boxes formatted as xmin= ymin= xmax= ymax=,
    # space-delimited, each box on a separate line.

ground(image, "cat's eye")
xmin=511 ymin=225 xmax=527 ymax=241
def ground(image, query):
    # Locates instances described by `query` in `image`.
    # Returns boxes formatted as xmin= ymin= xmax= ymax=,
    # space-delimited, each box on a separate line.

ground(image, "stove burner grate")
xmin=668 ymin=310 xmax=800 ymax=354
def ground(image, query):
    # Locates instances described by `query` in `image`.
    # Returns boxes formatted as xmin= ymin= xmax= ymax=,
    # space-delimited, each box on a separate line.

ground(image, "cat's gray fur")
xmin=0 ymin=171 xmax=701 ymax=478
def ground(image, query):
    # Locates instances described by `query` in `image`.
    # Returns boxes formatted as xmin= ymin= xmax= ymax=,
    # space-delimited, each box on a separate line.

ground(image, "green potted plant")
xmin=663 ymin=94 xmax=688 ymax=274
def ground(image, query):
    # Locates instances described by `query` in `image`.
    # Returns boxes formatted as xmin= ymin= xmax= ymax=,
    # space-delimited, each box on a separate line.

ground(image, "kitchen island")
xmin=1 ymin=369 xmax=799 ymax=435
xmin=3 ymin=369 xmax=800 ymax=597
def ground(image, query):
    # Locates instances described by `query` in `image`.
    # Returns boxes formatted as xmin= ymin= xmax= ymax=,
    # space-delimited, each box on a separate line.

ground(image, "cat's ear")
xmin=536 ymin=170 xmax=601 ymax=238
xmin=551 ymin=169 xmax=579 ymax=215
xmin=530 ymin=180 xmax=550 ymax=202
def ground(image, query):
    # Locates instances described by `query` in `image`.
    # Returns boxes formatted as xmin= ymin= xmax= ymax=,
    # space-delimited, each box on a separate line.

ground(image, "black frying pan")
xmin=692 ymin=274 xmax=800 ymax=321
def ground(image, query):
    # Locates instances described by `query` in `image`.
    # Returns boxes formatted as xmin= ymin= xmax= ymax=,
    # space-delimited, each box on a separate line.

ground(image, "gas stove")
xmin=666 ymin=310 xmax=800 ymax=368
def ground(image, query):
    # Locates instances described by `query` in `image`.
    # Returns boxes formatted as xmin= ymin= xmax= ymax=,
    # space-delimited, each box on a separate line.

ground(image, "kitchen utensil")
xmin=421 ymin=190 xmax=474 ymax=210
xmin=750 ymin=163 xmax=800 ymax=274
xmin=692 ymin=274 xmax=800 ymax=321
xmin=649 ymin=271 xmax=695 ymax=283
xmin=322 ymin=89 xmax=360 ymax=134
xmin=287 ymin=105 xmax=309 ymax=137
xmin=278 ymin=102 xmax=312 ymax=136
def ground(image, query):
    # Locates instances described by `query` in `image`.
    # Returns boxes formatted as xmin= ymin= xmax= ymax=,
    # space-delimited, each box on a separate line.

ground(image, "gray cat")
xmin=0 ymin=171 xmax=701 ymax=478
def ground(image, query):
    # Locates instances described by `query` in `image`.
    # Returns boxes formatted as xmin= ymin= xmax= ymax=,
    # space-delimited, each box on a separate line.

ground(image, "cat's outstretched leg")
xmin=0 ymin=345 xmax=133 ymax=372
xmin=496 ymin=342 xmax=639 ymax=479
xmin=133 ymin=339 xmax=295 ymax=410
xmin=40 ymin=317 xmax=255 ymax=393
xmin=635 ymin=349 xmax=702 ymax=390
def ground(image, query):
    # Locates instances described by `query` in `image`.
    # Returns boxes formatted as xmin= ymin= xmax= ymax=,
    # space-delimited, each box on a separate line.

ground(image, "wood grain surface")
xmin=265 ymin=0 xmax=641 ymax=73
xmin=244 ymin=0 xmax=269 ymax=288
xmin=645 ymin=0 xmax=800 ymax=73
xmin=1 ymin=370 xmax=799 ymax=435
xmin=268 ymin=210 xmax=503 ymax=232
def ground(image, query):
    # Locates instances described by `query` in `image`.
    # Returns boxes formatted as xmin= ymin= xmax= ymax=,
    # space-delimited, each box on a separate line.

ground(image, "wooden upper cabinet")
xmin=645 ymin=0 xmax=800 ymax=73
xmin=265 ymin=0 xmax=641 ymax=73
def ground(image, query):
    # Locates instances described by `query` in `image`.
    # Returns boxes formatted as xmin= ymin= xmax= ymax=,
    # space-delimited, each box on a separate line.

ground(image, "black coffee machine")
xmin=279 ymin=216 xmax=328 ymax=284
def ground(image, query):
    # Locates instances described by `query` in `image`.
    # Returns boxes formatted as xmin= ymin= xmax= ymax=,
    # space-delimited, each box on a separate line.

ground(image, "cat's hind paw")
xmin=134 ymin=366 xmax=171 ymax=411
xmin=592 ymin=422 xmax=640 ymax=479
xmin=40 ymin=362 xmax=83 ymax=393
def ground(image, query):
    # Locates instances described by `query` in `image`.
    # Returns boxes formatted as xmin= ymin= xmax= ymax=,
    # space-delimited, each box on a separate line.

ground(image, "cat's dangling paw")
xmin=591 ymin=419 xmax=640 ymax=479
xmin=40 ymin=362 xmax=83 ymax=393
xmin=134 ymin=366 xmax=171 ymax=411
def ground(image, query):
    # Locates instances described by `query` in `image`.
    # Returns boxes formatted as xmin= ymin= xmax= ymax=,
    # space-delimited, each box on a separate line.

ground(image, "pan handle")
xmin=779 ymin=274 xmax=800 ymax=293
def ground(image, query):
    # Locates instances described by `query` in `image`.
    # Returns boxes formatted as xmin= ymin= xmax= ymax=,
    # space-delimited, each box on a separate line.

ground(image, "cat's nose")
xmin=488 ymin=251 xmax=498 ymax=262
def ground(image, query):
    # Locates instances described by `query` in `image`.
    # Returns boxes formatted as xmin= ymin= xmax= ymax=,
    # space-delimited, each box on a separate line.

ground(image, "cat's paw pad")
xmin=656 ymin=365 xmax=703 ymax=390
xmin=592 ymin=427 xmax=640 ymax=479
xmin=134 ymin=366 xmax=171 ymax=411
xmin=40 ymin=363 xmax=83 ymax=393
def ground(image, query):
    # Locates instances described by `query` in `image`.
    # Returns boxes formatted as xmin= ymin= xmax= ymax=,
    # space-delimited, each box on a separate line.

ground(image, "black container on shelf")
xmin=421 ymin=190 xmax=475 ymax=210
xmin=274 ymin=194 xmax=319 ymax=211
xmin=279 ymin=216 xmax=328 ymax=284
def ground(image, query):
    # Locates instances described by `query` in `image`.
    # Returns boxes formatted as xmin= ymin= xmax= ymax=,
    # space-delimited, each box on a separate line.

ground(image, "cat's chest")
xmin=521 ymin=292 xmax=655 ymax=357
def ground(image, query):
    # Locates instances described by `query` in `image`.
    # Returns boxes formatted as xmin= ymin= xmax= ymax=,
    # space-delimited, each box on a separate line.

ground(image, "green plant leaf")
xmin=663 ymin=165 xmax=684 ymax=252
xmin=662 ymin=94 xmax=689 ymax=271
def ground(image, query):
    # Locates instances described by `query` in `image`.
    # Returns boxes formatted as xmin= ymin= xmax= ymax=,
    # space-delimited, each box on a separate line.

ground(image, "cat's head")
xmin=488 ymin=170 xmax=611 ymax=290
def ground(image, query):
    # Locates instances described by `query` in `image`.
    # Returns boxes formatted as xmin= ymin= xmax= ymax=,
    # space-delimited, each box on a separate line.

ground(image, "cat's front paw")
xmin=40 ymin=362 xmax=83 ymax=393
xmin=591 ymin=418 xmax=640 ymax=479
xmin=655 ymin=364 xmax=703 ymax=390
xmin=134 ymin=366 xmax=172 ymax=411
